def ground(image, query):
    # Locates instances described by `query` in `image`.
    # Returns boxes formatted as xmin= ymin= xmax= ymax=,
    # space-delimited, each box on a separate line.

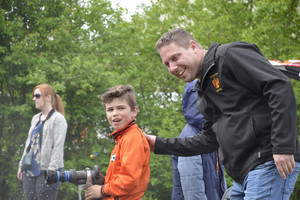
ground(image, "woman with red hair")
xmin=17 ymin=84 xmax=67 ymax=200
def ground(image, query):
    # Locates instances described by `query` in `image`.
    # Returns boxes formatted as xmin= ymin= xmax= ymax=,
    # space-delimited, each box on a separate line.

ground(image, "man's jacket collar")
xmin=197 ymin=42 xmax=221 ymax=92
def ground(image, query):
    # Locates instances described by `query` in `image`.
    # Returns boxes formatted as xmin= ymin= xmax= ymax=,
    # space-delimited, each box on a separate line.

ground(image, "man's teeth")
xmin=179 ymin=69 xmax=184 ymax=76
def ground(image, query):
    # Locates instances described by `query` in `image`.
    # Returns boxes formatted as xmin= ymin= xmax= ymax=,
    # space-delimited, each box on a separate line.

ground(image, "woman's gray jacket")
xmin=19 ymin=110 xmax=67 ymax=171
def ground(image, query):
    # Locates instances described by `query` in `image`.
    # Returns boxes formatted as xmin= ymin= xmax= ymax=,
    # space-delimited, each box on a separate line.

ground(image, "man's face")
xmin=159 ymin=41 xmax=202 ymax=82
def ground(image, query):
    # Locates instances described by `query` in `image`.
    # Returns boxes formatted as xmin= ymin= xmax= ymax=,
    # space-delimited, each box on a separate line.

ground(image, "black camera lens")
xmin=45 ymin=166 xmax=100 ymax=185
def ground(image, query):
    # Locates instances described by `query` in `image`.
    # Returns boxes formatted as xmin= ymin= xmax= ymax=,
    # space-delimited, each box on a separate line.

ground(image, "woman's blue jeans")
xmin=230 ymin=160 xmax=300 ymax=200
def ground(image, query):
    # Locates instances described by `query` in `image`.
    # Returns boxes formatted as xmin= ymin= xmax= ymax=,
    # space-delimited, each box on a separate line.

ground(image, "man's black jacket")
xmin=155 ymin=42 xmax=300 ymax=182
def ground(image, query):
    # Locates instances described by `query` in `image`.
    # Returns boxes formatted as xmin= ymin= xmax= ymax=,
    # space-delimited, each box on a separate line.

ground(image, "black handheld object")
xmin=45 ymin=165 xmax=100 ymax=185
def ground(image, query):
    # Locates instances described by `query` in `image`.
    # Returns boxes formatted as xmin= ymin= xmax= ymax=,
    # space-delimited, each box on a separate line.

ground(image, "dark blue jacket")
xmin=172 ymin=80 xmax=226 ymax=200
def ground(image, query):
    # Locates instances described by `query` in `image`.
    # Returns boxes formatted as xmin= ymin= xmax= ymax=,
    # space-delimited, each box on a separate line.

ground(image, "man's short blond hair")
xmin=155 ymin=28 xmax=203 ymax=52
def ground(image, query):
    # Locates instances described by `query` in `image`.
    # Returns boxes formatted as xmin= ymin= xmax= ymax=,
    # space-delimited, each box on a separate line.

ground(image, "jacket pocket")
xmin=215 ymin=113 xmax=260 ymax=179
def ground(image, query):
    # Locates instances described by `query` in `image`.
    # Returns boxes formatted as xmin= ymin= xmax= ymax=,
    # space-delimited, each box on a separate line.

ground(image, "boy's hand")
xmin=85 ymin=185 xmax=102 ymax=200
xmin=94 ymin=171 xmax=105 ymax=185
xmin=144 ymin=133 xmax=156 ymax=152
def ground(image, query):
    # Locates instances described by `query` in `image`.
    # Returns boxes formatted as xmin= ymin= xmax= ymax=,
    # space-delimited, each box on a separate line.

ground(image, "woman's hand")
xmin=17 ymin=170 xmax=23 ymax=181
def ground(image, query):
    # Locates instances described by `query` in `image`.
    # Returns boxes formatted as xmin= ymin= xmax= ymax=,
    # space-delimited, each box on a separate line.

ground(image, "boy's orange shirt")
xmin=101 ymin=119 xmax=150 ymax=200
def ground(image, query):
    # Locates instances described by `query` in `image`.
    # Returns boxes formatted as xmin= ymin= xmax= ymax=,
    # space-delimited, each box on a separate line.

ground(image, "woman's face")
xmin=33 ymin=89 xmax=45 ymax=110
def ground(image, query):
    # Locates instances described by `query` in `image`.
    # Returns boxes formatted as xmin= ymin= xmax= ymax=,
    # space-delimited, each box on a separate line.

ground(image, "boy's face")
xmin=105 ymin=97 xmax=138 ymax=130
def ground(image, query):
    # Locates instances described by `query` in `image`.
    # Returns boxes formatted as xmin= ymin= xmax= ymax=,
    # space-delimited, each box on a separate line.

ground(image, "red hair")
xmin=32 ymin=84 xmax=65 ymax=116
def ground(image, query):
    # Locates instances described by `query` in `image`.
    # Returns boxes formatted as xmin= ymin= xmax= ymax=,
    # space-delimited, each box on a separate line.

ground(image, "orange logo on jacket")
xmin=212 ymin=77 xmax=220 ymax=89
xmin=210 ymin=73 xmax=223 ymax=92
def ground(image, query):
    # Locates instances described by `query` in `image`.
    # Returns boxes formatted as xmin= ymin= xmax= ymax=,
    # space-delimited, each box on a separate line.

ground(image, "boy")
xmin=85 ymin=85 xmax=150 ymax=200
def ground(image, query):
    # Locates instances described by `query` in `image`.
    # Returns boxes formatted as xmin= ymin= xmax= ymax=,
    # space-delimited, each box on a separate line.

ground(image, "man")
xmin=146 ymin=28 xmax=300 ymax=199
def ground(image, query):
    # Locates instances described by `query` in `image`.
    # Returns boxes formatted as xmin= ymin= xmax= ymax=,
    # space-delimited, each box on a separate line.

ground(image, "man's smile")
xmin=178 ymin=68 xmax=186 ymax=77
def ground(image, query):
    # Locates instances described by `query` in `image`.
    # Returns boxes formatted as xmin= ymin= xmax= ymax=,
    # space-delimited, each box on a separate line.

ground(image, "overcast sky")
xmin=111 ymin=0 xmax=154 ymax=20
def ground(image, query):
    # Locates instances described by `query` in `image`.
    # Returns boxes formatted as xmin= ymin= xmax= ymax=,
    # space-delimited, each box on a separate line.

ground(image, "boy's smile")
xmin=105 ymin=97 xmax=138 ymax=130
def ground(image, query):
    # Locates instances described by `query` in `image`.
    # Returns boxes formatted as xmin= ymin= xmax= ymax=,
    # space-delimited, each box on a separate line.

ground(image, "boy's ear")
xmin=132 ymin=106 xmax=139 ymax=118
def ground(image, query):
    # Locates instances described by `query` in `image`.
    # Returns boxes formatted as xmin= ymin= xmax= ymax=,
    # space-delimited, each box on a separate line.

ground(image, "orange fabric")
xmin=102 ymin=119 xmax=150 ymax=200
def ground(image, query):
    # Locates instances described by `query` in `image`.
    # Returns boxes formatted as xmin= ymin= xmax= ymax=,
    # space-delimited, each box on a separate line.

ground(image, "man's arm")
xmin=145 ymin=129 xmax=218 ymax=156
xmin=227 ymin=43 xmax=298 ymax=155
xmin=226 ymin=43 xmax=299 ymax=179
xmin=145 ymin=111 xmax=218 ymax=156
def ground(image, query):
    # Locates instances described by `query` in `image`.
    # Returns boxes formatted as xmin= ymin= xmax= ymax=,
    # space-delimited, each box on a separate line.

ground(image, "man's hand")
xmin=144 ymin=133 xmax=156 ymax=152
xmin=273 ymin=154 xmax=295 ymax=179
xmin=85 ymin=185 xmax=102 ymax=200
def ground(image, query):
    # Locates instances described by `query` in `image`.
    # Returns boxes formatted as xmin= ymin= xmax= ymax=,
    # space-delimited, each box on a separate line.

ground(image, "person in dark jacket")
xmin=146 ymin=28 xmax=300 ymax=199
xmin=172 ymin=80 xmax=226 ymax=200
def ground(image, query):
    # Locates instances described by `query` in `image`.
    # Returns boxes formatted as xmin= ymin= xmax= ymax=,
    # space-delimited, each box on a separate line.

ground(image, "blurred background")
xmin=0 ymin=0 xmax=300 ymax=199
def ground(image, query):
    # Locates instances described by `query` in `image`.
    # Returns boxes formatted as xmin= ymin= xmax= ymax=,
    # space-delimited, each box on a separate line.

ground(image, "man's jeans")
xmin=23 ymin=171 xmax=60 ymax=200
xmin=230 ymin=160 xmax=300 ymax=200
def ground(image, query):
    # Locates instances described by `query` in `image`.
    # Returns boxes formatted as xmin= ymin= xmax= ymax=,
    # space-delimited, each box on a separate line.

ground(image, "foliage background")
xmin=0 ymin=0 xmax=299 ymax=199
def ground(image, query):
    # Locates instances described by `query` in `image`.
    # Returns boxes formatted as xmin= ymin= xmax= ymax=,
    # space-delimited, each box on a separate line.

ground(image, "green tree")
xmin=1 ymin=0 xmax=299 ymax=199
xmin=128 ymin=0 xmax=300 ymax=198
xmin=0 ymin=0 xmax=96 ymax=198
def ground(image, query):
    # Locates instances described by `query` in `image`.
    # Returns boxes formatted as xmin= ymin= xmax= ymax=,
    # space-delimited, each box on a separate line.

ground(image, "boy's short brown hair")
xmin=100 ymin=85 xmax=137 ymax=111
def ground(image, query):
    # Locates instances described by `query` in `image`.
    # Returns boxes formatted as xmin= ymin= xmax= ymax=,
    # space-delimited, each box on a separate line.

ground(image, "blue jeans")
xmin=23 ymin=171 xmax=60 ymax=200
xmin=230 ymin=160 xmax=300 ymax=200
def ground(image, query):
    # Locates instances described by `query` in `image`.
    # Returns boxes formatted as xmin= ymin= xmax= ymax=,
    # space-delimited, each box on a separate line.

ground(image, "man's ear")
xmin=189 ymin=40 xmax=197 ymax=50
xmin=189 ymin=40 xmax=200 ymax=55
